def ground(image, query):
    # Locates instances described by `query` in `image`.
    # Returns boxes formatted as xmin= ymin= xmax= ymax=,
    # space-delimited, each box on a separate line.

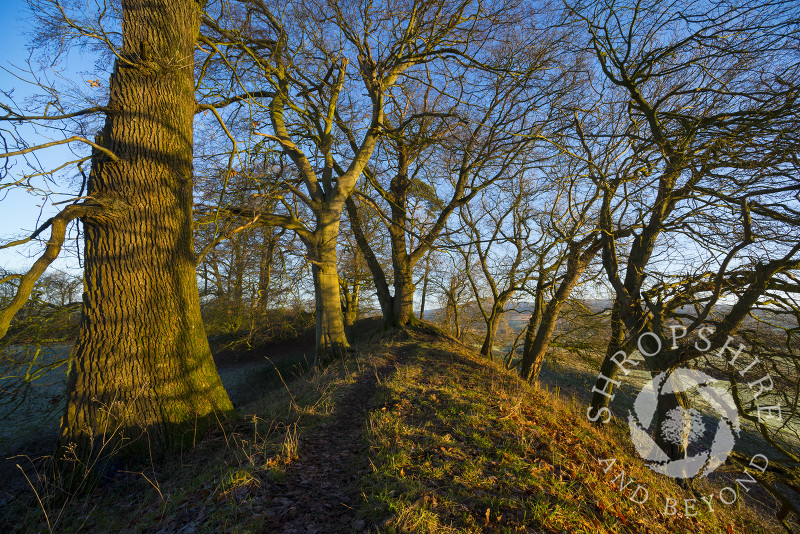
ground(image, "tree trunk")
xmin=419 ymin=253 xmax=431 ymax=321
xmin=522 ymin=276 xmax=546 ymax=362
xmin=255 ymin=228 xmax=275 ymax=317
xmin=453 ymin=303 xmax=462 ymax=340
xmin=344 ymin=196 xmax=394 ymax=325
xmin=480 ymin=298 xmax=509 ymax=359
xmin=230 ymin=231 xmax=245 ymax=328
xmin=520 ymin=241 xmax=600 ymax=382
xmin=341 ymin=280 xmax=360 ymax=332
xmin=480 ymin=311 xmax=500 ymax=359
xmin=447 ymin=282 xmax=462 ymax=340
xmin=392 ymin=256 xmax=416 ymax=327
xmin=588 ymin=300 xmax=627 ymax=418
xmin=386 ymin=143 xmax=417 ymax=327
xmin=59 ymin=0 xmax=234 ymax=468
xmin=309 ymin=211 xmax=350 ymax=363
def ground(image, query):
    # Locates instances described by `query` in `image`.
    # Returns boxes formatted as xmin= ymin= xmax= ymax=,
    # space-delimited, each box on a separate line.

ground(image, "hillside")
xmin=0 ymin=324 xmax=781 ymax=533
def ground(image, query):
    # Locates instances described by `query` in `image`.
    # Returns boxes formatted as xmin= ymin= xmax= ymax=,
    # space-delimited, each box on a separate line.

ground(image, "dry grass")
xmin=361 ymin=326 xmax=779 ymax=533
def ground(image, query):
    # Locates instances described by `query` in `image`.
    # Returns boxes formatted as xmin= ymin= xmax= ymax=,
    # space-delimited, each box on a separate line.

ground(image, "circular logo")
xmin=628 ymin=368 xmax=740 ymax=479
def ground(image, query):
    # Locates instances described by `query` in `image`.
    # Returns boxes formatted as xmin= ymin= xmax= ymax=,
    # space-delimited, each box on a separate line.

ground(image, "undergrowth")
xmin=1 ymin=347 xmax=372 ymax=533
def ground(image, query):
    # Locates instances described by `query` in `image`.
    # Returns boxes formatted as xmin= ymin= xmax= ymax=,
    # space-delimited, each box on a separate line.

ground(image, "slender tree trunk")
xmin=250 ymin=227 xmax=275 ymax=345
xmin=447 ymin=284 xmax=462 ymax=340
xmin=255 ymin=229 xmax=275 ymax=317
xmin=59 ymin=0 xmax=234 ymax=467
xmin=341 ymin=280 xmax=360 ymax=331
xmin=588 ymin=300 xmax=627 ymax=417
xmin=453 ymin=304 xmax=462 ymax=340
xmin=419 ymin=253 xmax=431 ymax=321
xmin=522 ymin=277 xmax=546 ymax=358
xmin=230 ymin=232 xmax=245 ymax=328
xmin=480 ymin=298 xmax=509 ymax=359
xmin=344 ymin=197 xmax=394 ymax=324
xmin=309 ymin=211 xmax=350 ymax=363
xmin=520 ymin=241 xmax=600 ymax=382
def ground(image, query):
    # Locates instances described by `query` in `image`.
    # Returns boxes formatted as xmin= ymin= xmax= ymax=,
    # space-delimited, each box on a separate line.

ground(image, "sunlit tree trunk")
xmin=307 ymin=211 xmax=350 ymax=363
xmin=59 ymin=0 xmax=234 ymax=467
xmin=520 ymin=240 xmax=601 ymax=381
xmin=480 ymin=298 xmax=510 ymax=359
xmin=418 ymin=253 xmax=431 ymax=321
xmin=392 ymin=259 xmax=416 ymax=327
xmin=387 ymin=146 xmax=417 ymax=327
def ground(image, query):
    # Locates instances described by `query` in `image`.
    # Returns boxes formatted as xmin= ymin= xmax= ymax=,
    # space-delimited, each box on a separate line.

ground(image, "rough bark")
xmin=387 ymin=146 xmax=417 ymax=327
xmin=392 ymin=258 xmax=416 ymax=327
xmin=59 ymin=0 xmax=234 ymax=468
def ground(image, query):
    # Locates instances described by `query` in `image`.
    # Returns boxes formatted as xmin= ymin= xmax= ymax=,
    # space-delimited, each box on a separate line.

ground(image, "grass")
xmin=1 ymin=343 xmax=369 ymax=533
xmin=0 ymin=323 xmax=787 ymax=533
xmin=361 ymin=327 xmax=779 ymax=533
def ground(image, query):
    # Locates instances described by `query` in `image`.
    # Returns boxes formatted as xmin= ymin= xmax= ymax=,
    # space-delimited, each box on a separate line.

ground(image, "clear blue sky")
xmin=1 ymin=0 xmax=83 ymax=274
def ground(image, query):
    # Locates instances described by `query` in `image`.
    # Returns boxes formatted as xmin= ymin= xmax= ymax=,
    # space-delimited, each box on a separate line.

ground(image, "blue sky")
xmin=1 ymin=0 xmax=83 ymax=274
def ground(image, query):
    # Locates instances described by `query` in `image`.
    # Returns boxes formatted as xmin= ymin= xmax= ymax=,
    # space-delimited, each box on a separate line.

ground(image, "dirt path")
xmin=253 ymin=359 xmax=397 ymax=533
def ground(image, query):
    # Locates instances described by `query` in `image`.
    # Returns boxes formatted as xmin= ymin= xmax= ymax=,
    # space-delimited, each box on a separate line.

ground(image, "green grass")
xmin=0 ymin=324 xmax=784 ymax=533
xmin=361 ymin=327 xmax=778 ymax=533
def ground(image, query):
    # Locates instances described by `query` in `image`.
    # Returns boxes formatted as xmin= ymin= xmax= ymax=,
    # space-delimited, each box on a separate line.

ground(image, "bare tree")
xmin=344 ymin=17 xmax=575 ymax=328
xmin=457 ymin=176 xmax=541 ymax=358
xmin=565 ymin=0 xmax=800 ymax=523
xmin=197 ymin=0 xmax=490 ymax=360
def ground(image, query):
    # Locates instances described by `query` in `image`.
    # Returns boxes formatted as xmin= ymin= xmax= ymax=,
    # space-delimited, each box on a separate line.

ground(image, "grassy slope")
xmin=362 ymin=326 xmax=773 ymax=533
xmin=1 ymin=324 xmax=778 ymax=533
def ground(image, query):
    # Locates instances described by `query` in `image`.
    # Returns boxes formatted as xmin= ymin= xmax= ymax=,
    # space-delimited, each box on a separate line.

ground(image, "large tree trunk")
xmin=59 ymin=0 xmax=234 ymax=468
xmin=387 ymin=147 xmax=416 ymax=327
xmin=309 ymin=211 xmax=350 ymax=363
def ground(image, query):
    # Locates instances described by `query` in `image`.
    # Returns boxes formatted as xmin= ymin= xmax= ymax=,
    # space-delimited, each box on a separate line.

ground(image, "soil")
xmin=244 ymin=360 xmax=396 ymax=533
